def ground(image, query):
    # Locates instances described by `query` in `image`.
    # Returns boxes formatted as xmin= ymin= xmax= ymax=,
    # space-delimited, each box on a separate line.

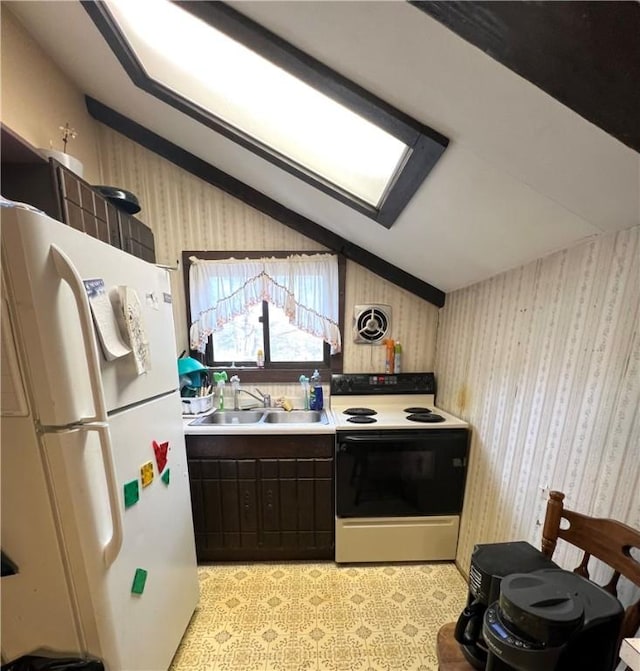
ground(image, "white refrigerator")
xmin=1 ymin=207 xmax=199 ymax=670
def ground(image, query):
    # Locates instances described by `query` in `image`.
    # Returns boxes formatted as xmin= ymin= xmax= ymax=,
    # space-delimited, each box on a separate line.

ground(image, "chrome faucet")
xmin=233 ymin=387 xmax=272 ymax=410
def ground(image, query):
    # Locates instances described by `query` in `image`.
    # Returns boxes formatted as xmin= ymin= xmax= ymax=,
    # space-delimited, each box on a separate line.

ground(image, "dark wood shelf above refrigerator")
xmin=1 ymin=125 xmax=155 ymax=264
xmin=1 ymin=124 xmax=48 ymax=165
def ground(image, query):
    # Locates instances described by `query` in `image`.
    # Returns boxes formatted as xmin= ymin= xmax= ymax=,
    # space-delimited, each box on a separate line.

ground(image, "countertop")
xmin=183 ymin=407 xmax=337 ymax=436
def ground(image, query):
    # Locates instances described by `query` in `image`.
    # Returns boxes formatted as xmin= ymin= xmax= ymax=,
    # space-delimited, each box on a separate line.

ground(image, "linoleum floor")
xmin=170 ymin=561 xmax=467 ymax=671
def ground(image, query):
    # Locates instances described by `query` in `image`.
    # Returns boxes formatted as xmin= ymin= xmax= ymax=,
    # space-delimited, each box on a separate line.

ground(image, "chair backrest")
xmin=541 ymin=490 xmax=640 ymax=663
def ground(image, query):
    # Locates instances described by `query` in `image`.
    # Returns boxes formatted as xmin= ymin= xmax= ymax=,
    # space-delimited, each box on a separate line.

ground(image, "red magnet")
xmin=152 ymin=440 xmax=169 ymax=473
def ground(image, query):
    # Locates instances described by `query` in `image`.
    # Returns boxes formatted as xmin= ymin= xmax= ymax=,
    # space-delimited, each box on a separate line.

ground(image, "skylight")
xmin=107 ymin=0 xmax=408 ymax=208
xmin=86 ymin=1 xmax=448 ymax=227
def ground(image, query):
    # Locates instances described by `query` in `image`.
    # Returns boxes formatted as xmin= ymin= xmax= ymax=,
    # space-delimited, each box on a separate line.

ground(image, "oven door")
xmin=336 ymin=429 xmax=469 ymax=518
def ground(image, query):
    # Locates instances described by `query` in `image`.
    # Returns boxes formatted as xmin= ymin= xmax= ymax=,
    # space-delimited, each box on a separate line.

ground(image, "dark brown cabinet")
xmin=117 ymin=209 xmax=156 ymax=263
xmin=1 ymin=127 xmax=155 ymax=263
xmin=57 ymin=165 xmax=122 ymax=248
xmin=186 ymin=434 xmax=335 ymax=561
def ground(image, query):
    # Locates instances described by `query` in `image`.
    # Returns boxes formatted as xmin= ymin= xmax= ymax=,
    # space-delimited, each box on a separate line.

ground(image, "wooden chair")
xmin=436 ymin=490 xmax=640 ymax=671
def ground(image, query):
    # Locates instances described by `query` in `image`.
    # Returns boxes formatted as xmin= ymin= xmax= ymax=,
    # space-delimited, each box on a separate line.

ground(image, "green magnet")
xmin=161 ymin=468 xmax=170 ymax=485
xmin=131 ymin=568 xmax=148 ymax=595
xmin=124 ymin=480 xmax=139 ymax=508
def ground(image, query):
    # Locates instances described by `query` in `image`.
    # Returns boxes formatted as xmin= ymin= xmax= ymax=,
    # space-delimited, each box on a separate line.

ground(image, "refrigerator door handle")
xmin=50 ymin=244 xmax=107 ymax=423
xmin=85 ymin=422 xmax=124 ymax=567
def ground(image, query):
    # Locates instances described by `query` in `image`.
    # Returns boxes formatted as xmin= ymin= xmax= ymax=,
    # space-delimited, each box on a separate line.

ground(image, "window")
xmin=209 ymin=302 xmax=326 ymax=367
xmin=84 ymin=1 xmax=449 ymax=228
xmin=184 ymin=251 xmax=345 ymax=381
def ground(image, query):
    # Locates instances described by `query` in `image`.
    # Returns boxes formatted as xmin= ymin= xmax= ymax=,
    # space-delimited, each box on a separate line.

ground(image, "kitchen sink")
xmin=189 ymin=408 xmax=328 ymax=426
xmin=263 ymin=410 xmax=326 ymax=424
xmin=190 ymin=410 xmax=265 ymax=425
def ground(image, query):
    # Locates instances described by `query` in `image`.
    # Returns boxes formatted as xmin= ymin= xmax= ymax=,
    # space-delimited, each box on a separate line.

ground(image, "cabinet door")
xmin=186 ymin=435 xmax=334 ymax=561
xmin=258 ymin=457 xmax=334 ymax=553
xmin=188 ymin=457 xmax=258 ymax=556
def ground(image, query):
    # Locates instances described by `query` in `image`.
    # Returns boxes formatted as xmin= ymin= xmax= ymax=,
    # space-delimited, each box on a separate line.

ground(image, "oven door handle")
xmin=339 ymin=434 xmax=431 ymax=444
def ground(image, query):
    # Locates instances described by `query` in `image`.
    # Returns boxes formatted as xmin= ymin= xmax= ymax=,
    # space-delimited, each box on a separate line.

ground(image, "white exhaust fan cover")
xmin=353 ymin=304 xmax=392 ymax=344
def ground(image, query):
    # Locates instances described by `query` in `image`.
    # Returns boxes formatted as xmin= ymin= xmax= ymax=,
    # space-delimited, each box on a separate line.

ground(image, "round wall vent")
xmin=353 ymin=305 xmax=392 ymax=344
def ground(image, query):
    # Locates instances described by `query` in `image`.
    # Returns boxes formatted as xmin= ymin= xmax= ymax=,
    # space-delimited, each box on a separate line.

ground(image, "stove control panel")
xmin=330 ymin=373 xmax=436 ymax=395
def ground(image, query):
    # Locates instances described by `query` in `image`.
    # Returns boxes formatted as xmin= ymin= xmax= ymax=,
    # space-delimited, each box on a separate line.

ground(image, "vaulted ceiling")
xmin=7 ymin=1 xmax=639 ymax=297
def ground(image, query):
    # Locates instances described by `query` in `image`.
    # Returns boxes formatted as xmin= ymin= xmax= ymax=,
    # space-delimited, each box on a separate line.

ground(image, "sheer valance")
xmin=189 ymin=254 xmax=342 ymax=355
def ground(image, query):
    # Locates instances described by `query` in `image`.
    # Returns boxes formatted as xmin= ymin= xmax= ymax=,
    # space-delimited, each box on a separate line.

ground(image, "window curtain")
xmin=189 ymin=254 xmax=341 ymax=355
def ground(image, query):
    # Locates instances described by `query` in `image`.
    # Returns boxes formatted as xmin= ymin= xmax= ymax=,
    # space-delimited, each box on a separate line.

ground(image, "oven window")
xmin=336 ymin=430 xmax=469 ymax=518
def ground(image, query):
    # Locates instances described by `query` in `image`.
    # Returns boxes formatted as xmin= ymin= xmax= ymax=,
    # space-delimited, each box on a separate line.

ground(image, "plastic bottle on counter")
xmin=213 ymin=371 xmax=228 ymax=410
xmin=256 ymin=348 xmax=264 ymax=368
xmin=394 ymin=341 xmax=402 ymax=374
xmin=309 ymin=369 xmax=323 ymax=410
xmin=299 ymin=375 xmax=310 ymax=409
xmin=384 ymin=339 xmax=395 ymax=374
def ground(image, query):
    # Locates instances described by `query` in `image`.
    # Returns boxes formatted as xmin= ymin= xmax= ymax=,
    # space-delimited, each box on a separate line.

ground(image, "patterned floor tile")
xmin=367 ymin=630 xmax=423 ymax=671
xmin=169 ymin=562 xmax=467 ymax=671
xmin=215 ymin=636 xmax=268 ymax=671
xmin=317 ymin=600 xmax=361 ymax=631
xmin=267 ymin=635 xmax=317 ymax=671
xmin=317 ymin=632 xmax=370 ymax=670
xmin=272 ymin=600 xmax=317 ymax=631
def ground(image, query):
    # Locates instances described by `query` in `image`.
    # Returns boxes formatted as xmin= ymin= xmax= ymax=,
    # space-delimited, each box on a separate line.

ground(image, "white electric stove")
xmin=330 ymin=373 xmax=470 ymax=563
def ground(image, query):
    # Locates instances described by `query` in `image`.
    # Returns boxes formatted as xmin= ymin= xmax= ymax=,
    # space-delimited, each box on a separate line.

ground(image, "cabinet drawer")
xmin=187 ymin=433 xmax=334 ymax=458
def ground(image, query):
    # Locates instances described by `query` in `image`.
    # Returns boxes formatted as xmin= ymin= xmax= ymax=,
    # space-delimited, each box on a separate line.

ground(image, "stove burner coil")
xmin=404 ymin=407 xmax=431 ymax=414
xmin=346 ymin=416 xmax=377 ymax=424
xmin=343 ymin=407 xmax=377 ymax=416
xmin=406 ymin=413 xmax=445 ymax=423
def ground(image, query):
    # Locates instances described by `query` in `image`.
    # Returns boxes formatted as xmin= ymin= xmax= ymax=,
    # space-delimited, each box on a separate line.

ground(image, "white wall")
xmin=0 ymin=7 xmax=102 ymax=183
xmin=435 ymin=225 xmax=639 ymax=604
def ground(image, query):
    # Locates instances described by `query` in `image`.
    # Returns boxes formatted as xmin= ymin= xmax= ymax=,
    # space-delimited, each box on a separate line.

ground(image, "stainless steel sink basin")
xmin=189 ymin=408 xmax=328 ymax=427
xmin=190 ymin=410 xmax=265 ymax=425
xmin=263 ymin=410 xmax=325 ymax=424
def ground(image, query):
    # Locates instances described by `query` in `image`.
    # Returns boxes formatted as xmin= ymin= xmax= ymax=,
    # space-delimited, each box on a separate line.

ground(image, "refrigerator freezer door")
xmin=42 ymin=391 xmax=198 ymax=671
xmin=1 ymin=208 xmax=179 ymax=426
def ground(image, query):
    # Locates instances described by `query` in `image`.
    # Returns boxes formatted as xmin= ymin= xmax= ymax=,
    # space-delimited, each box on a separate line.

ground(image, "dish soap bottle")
xmin=310 ymin=369 xmax=323 ymax=410
xmin=213 ymin=371 xmax=228 ymax=410
xmin=299 ymin=374 xmax=310 ymax=410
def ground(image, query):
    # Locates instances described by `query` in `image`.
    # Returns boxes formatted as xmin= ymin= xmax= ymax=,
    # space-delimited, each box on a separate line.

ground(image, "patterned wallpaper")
xmin=435 ymin=225 xmax=639 ymax=604
xmin=96 ymin=125 xmax=439 ymax=379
